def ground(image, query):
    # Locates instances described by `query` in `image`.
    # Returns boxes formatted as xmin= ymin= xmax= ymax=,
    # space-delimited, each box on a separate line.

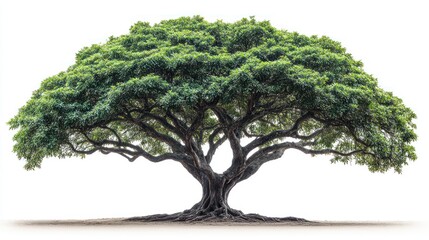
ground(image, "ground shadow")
xmin=14 ymin=218 xmax=406 ymax=227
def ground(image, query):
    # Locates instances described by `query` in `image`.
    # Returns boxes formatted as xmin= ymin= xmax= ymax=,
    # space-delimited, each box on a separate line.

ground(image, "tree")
xmin=9 ymin=16 xmax=417 ymax=222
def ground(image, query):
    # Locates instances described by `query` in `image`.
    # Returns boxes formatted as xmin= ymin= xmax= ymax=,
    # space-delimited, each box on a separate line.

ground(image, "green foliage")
xmin=9 ymin=16 xmax=416 ymax=172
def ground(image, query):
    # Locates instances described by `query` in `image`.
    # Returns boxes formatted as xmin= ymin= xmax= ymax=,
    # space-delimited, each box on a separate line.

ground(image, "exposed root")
xmin=125 ymin=208 xmax=310 ymax=223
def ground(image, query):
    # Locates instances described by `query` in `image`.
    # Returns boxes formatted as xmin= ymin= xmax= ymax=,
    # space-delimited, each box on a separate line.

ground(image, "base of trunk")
xmin=125 ymin=208 xmax=309 ymax=223
xmin=125 ymin=175 xmax=309 ymax=223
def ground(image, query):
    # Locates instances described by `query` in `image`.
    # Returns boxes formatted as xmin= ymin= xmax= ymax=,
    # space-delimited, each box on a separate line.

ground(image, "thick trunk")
xmin=126 ymin=162 xmax=309 ymax=222
xmin=187 ymin=173 xmax=242 ymax=217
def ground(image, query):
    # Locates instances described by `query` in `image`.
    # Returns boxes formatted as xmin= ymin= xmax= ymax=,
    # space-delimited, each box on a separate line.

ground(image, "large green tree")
xmin=9 ymin=16 xmax=417 ymax=221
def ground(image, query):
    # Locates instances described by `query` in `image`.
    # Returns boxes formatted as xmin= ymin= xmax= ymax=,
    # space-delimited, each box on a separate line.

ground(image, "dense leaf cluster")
xmin=9 ymin=16 xmax=416 ymax=173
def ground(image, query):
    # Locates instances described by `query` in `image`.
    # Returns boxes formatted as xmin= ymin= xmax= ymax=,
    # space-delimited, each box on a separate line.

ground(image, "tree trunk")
xmin=125 ymin=155 xmax=310 ymax=222
xmin=126 ymin=167 xmax=309 ymax=222
xmin=186 ymin=172 xmax=242 ymax=217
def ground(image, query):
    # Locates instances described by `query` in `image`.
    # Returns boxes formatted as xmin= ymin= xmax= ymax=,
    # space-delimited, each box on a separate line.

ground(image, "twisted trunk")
xmin=126 ymin=161 xmax=308 ymax=222
xmin=125 ymin=143 xmax=308 ymax=222
xmin=187 ymin=172 xmax=241 ymax=217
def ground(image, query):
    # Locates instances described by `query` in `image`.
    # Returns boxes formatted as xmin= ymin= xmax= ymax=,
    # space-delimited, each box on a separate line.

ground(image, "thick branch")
xmin=223 ymin=129 xmax=245 ymax=177
xmin=243 ymin=112 xmax=314 ymax=154
xmin=239 ymin=141 xmax=366 ymax=183
xmin=66 ymin=142 xmax=97 ymax=155
xmin=211 ymin=106 xmax=233 ymax=125
xmin=166 ymin=110 xmax=188 ymax=133
xmin=189 ymin=108 xmax=206 ymax=133
xmin=188 ymin=108 xmax=208 ymax=163
xmin=67 ymin=135 xmax=190 ymax=163
xmin=211 ymin=106 xmax=246 ymax=176
xmin=205 ymin=127 xmax=227 ymax=164
xmin=237 ymin=149 xmax=286 ymax=182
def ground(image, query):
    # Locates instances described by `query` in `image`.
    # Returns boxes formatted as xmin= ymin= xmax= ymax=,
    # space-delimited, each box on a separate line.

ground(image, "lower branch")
xmin=236 ymin=149 xmax=286 ymax=182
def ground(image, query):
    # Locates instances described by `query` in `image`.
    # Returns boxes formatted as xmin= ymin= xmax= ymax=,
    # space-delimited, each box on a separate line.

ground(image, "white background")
xmin=1 ymin=0 xmax=428 ymax=239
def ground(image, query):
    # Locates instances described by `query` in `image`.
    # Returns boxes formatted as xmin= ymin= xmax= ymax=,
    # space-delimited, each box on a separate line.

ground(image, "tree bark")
xmin=187 ymin=172 xmax=242 ymax=217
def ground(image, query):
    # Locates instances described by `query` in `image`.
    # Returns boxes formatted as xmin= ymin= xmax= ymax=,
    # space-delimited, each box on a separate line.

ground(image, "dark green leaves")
xmin=9 ymin=16 xmax=417 ymax=172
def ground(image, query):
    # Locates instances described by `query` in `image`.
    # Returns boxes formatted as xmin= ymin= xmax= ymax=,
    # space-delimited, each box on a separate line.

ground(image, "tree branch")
xmin=345 ymin=125 xmax=370 ymax=148
xmin=223 ymin=129 xmax=246 ymax=177
xmin=166 ymin=110 xmax=188 ymax=133
xmin=130 ymin=109 xmax=184 ymax=139
xmin=205 ymin=127 xmax=227 ymax=164
xmin=289 ymin=144 xmax=365 ymax=157
xmin=243 ymin=112 xmax=314 ymax=154
xmin=211 ymin=106 xmax=233 ymax=125
xmin=66 ymin=142 xmax=97 ymax=155
xmin=246 ymin=141 xmax=365 ymax=168
xmin=294 ymin=126 xmax=326 ymax=140
xmin=100 ymin=125 xmax=123 ymax=144
xmin=67 ymin=134 xmax=190 ymax=163
xmin=236 ymin=141 xmax=367 ymax=184
xmin=130 ymin=118 xmax=186 ymax=153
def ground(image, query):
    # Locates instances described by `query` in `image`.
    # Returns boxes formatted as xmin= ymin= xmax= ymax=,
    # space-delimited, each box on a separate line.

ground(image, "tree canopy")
xmin=9 ymin=16 xmax=417 ymax=176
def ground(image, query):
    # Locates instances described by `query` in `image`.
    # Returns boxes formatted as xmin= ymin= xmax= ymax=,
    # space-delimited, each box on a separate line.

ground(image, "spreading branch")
xmin=243 ymin=112 xmax=314 ymax=154
xmin=66 ymin=133 xmax=190 ymax=163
